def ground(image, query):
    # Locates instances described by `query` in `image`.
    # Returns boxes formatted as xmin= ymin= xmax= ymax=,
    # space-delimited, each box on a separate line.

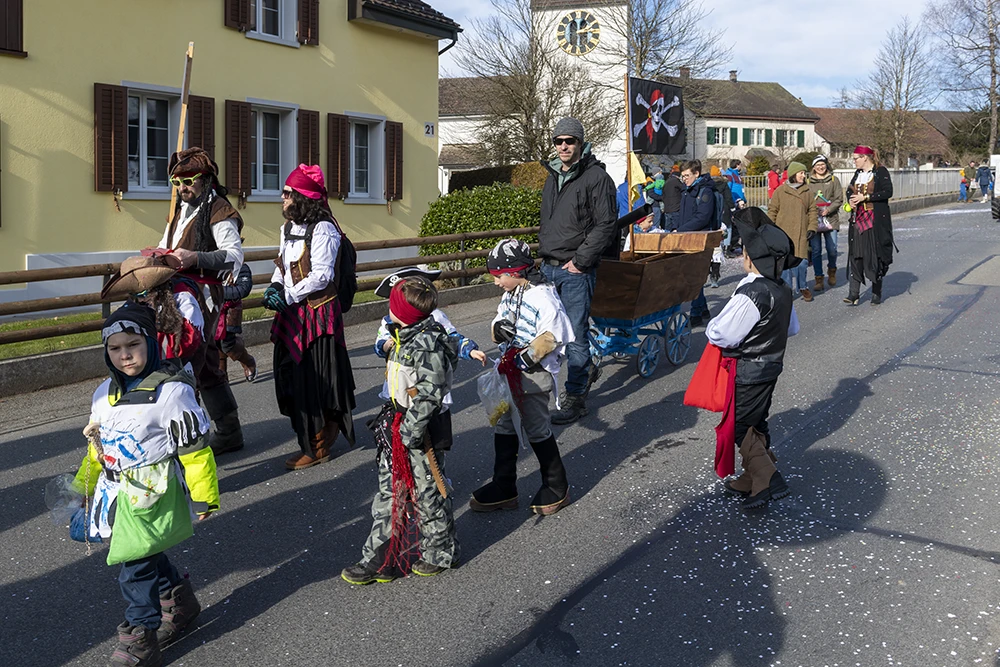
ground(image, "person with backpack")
xmin=678 ymin=160 xmax=719 ymax=326
xmin=709 ymin=166 xmax=735 ymax=288
xmin=768 ymin=162 xmax=817 ymax=301
xmin=263 ymin=164 xmax=357 ymax=470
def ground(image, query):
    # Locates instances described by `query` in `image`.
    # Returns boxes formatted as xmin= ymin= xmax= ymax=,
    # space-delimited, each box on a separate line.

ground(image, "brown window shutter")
xmin=1 ymin=0 xmax=25 ymax=55
xmin=297 ymin=0 xmax=319 ymax=45
xmin=94 ymin=83 xmax=128 ymax=193
xmin=225 ymin=100 xmax=252 ymax=199
xmin=327 ymin=113 xmax=349 ymax=198
xmin=187 ymin=96 xmax=216 ymax=160
xmin=297 ymin=109 xmax=320 ymax=165
xmin=224 ymin=0 xmax=252 ymax=31
xmin=385 ymin=121 xmax=403 ymax=201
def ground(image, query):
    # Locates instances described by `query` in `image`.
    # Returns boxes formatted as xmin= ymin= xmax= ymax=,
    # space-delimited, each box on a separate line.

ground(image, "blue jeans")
xmin=540 ymin=262 xmax=596 ymax=396
xmin=661 ymin=211 xmax=679 ymax=231
xmin=119 ymin=552 xmax=183 ymax=629
xmin=959 ymin=182 xmax=968 ymax=201
xmin=691 ymin=288 xmax=708 ymax=318
xmin=782 ymin=262 xmax=808 ymax=292
xmin=809 ymin=230 xmax=838 ymax=277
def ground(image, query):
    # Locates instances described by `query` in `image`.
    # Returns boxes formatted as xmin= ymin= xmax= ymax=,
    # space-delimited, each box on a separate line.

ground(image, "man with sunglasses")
xmin=156 ymin=147 xmax=247 ymax=455
xmin=538 ymin=117 xmax=617 ymax=425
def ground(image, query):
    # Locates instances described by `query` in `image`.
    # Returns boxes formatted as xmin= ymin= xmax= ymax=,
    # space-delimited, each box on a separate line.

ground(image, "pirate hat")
xmin=374 ymin=266 xmax=443 ymax=299
xmin=101 ymin=255 xmax=177 ymax=300
xmin=731 ymin=207 xmax=800 ymax=281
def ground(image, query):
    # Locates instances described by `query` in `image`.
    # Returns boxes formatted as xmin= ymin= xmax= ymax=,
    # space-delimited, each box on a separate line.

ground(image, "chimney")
xmin=679 ymin=66 xmax=691 ymax=80
xmin=729 ymin=70 xmax=738 ymax=83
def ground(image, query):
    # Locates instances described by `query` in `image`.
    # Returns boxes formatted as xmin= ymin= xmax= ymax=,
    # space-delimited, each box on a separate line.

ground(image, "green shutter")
xmin=764 ymin=129 xmax=772 ymax=147
xmin=743 ymin=128 xmax=752 ymax=146
xmin=797 ymin=130 xmax=805 ymax=148
xmin=730 ymin=128 xmax=738 ymax=145
xmin=776 ymin=130 xmax=785 ymax=147
xmin=707 ymin=127 xmax=716 ymax=145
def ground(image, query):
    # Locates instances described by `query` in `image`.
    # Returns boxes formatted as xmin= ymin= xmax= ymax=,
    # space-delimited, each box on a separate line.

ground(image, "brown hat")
xmin=168 ymin=147 xmax=219 ymax=177
xmin=101 ymin=255 xmax=177 ymax=299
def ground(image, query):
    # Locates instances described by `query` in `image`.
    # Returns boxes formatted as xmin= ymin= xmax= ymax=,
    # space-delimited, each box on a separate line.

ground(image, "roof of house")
xmin=918 ymin=109 xmax=973 ymax=138
xmin=530 ymin=0 xmax=626 ymax=9
xmin=811 ymin=107 xmax=950 ymax=155
xmin=439 ymin=76 xmax=510 ymax=117
xmin=364 ymin=0 xmax=461 ymax=32
xmin=439 ymin=143 xmax=490 ymax=168
xmin=665 ymin=77 xmax=820 ymax=122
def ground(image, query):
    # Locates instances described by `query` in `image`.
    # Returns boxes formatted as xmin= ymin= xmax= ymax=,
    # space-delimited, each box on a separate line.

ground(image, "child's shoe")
xmin=157 ymin=580 xmax=201 ymax=645
xmin=110 ymin=622 xmax=162 ymax=667
xmin=411 ymin=560 xmax=448 ymax=577
xmin=341 ymin=562 xmax=397 ymax=585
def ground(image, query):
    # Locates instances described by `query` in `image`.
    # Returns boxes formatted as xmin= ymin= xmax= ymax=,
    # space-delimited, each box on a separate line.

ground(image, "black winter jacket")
xmin=538 ymin=150 xmax=618 ymax=271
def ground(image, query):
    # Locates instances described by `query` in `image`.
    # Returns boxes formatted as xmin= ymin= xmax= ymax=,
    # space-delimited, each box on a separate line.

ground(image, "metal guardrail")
xmin=0 ymin=227 xmax=540 ymax=346
xmin=741 ymin=168 xmax=961 ymax=209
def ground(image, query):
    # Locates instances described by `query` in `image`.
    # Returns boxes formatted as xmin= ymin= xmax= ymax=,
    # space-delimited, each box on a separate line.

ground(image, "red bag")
xmin=683 ymin=343 xmax=731 ymax=412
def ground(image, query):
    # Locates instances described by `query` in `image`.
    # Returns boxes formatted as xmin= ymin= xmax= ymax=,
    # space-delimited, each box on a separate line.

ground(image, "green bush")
xmin=791 ymin=151 xmax=821 ymax=167
xmin=746 ymin=156 xmax=771 ymax=176
xmin=419 ymin=183 xmax=541 ymax=267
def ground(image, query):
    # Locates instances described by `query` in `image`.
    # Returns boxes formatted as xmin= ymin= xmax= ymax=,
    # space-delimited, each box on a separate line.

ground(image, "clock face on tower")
xmin=556 ymin=11 xmax=601 ymax=56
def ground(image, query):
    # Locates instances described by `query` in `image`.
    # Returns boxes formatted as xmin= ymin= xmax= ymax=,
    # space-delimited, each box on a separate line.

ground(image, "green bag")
xmin=106 ymin=465 xmax=193 ymax=565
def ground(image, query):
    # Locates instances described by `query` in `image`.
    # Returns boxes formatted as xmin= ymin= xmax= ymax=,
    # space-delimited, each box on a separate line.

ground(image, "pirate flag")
xmin=629 ymin=77 xmax=685 ymax=155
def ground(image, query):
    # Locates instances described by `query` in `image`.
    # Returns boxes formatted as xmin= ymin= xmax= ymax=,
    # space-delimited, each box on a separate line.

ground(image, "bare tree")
xmin=452 ymin=0 xmax=619 ymax=164
xmin=924 ymin=0 xmax=999 ymax=154
xmin=830 ymin=86 xmax=853 ymax=109
xmin=853 ymin=17 xmax=935 ymax=167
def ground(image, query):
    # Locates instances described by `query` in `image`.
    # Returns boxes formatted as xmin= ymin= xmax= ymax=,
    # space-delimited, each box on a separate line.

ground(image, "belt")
xmin=543 ymin=258 xmax=565 ymax=266
xmin=102 ymin=467 xmax=121 ymax=482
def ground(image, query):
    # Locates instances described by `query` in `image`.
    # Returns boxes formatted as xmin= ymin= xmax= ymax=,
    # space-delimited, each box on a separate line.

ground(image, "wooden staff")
xmin=167 ymin=42 xmax=195 ymax=222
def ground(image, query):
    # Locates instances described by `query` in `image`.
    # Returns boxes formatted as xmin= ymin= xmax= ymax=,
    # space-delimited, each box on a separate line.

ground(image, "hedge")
xmin=419 ymin=183 xmax=541 ymax=266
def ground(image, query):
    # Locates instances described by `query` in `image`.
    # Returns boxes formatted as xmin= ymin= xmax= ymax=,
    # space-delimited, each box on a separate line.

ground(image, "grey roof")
xmin=363 ymin=0 xmax=460 ymax=31
xmin=439 ymin=143 xmax=490 ymax=168
xmin=439 ymin=76 xmax=510 ymax=117
xmin=918 ymin=110 xmax=974 ymax=138
xmin=664 ymin=77 xmax=820 ymax=122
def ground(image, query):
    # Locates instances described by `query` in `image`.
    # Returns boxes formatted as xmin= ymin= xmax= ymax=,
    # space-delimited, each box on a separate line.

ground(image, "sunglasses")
xmin=169 ymin=175 xmax=201 ymax=187
xmin=553 ymin=137 xmax=579 ymax=146
xmin=281 ymin=189 xmax=294 ymax=199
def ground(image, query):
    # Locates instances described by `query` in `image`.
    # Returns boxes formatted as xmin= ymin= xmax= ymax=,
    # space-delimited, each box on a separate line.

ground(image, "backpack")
xmin=282 ymin=218 xmax=358 ymax=313
xmin=712 ymin=190 xmax=725 ymax=231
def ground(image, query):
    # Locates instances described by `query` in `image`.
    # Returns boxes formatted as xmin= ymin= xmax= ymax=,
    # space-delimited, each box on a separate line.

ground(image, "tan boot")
xmin=827 ymin=267 xmax=837 ymax=286
xmin=227 ymin=338 xmax=257 ymax=383
xmin=724 ymin=449 xmax=778 ymax=496
xmin=800 ymin=287 xmax=813 ymax=302
xmin=740 ymin=428 xmax=789 ymax=508
xmin=814 ymin=276 xmax=824 ymax=292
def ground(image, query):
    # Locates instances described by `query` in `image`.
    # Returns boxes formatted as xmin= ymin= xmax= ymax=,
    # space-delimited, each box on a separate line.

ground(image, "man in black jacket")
xmin=538 ymin=117 xmax=617 ymax=424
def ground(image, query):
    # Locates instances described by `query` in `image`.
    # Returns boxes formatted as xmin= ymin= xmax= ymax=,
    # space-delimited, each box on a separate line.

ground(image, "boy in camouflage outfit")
xmin=342 ymin=277 xmax=460 ymax=584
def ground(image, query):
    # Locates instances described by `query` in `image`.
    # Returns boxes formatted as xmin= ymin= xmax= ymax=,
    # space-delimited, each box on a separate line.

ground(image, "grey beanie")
xmin=552 ymin=117 xmax=585 ymax=143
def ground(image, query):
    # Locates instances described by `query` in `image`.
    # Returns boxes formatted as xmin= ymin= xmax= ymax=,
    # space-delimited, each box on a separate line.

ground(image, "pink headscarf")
xmin=285 ymin=164 xmax=327 ymax=200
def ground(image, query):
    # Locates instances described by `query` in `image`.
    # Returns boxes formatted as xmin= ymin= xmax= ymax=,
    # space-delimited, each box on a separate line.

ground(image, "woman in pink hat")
xmin=844 ymin=146 xmax=895 ymax=306
xmin=263 ymin=164 xmax=357 ymax=469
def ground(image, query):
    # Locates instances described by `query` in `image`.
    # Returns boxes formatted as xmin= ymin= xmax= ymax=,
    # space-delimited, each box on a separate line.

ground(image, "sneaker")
xmin=689 ymin=310 xmax=710 ymax=328
xmin=411 ymin=560 xmax=449 ymax=577
xmin=551 ymin=394 xmax=588 ymax=425
xmin=341 ymin=562 xmax=397 ymax=585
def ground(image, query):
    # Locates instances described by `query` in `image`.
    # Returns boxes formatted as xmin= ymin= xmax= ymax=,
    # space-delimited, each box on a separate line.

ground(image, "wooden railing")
xmin=0 ymin=227 xmax=540 ymax=346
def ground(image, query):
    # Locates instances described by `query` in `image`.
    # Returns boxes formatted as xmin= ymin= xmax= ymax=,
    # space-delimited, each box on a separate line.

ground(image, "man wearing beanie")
xmin=767 ymin=161 xmax=817 ymax=301
xmin=538 ymin=117 xmax=617 ymax=425
xmin=156 ymin=147 xmax=246 ymax=455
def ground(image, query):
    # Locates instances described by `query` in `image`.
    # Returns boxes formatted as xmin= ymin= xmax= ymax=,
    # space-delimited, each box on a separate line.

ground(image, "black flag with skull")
xmin=629 ymin=77 xmax=685 ymax=155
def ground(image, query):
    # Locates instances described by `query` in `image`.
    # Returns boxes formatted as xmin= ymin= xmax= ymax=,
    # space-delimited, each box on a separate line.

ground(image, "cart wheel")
xmin=636 ymin=335 xmax=662 ymax=378
xmin=665 ymin=311 xmax=691 ymax=365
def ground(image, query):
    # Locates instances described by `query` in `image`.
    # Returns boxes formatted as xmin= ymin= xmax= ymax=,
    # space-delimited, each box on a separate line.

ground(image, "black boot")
xmin=871 ymin=280 xmax=882 ymax=306
xmin=470 ymin=433 xmax=520 ymax=511
xmin=529 ymin=435 xmax=570 ymax=515
xmin=201 ymin=383 xmax=244 ymax=455
xmin=709 ymin=261 xmax=721 ymax=288
xmin=110 ymin=622 xmax=162 ymax=667
xmin=551 ymin=393 xmax=588 ymax=425
xmin=157 ymin=579 xmax=201 ymax=645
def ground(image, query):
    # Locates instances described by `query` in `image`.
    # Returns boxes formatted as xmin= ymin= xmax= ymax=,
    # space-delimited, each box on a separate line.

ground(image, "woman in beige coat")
xmin=767 ymin=161 xmax=818 ymax=300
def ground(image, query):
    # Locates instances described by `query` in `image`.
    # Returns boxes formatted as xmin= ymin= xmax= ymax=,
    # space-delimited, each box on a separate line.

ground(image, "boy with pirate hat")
xmin=470 ymin=239 xmax=575 ymax=516
xmin=706 ymin=207 xmax=800 ymax=509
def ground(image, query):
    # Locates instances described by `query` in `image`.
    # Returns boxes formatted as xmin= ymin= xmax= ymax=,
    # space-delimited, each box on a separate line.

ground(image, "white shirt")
xmin=270 ymin=220 xmax=342 ymax=305
xmin=159 ymin=200 xmax=244 ymax=277
xmin=706 ymin=274 xmax=800 ymax=349
xmin=492 ymin=283 xmax=575 ymax=377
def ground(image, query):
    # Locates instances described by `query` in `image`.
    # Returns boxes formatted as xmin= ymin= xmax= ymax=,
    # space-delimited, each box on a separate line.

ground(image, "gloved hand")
xmin=70 ymin=507 xmax=100 ymax=543
xmin=806 ymin=230 xmax=816 ymax=242
xmin=263 ymin=283 xmax=287 ymax=312
xmin=492 ymin=319 xmax=516 ymax=344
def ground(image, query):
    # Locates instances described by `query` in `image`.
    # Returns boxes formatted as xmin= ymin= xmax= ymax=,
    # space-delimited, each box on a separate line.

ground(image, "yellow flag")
xmin=628 ymin=152 xmax=648 ymax=207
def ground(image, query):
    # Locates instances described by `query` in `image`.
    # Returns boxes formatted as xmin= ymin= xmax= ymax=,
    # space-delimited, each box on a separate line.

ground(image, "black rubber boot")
xmin=201 ymin=383 xmax=244 ymax=455
xmin=551 ymin=393 xmax=588 ymax=425
xmin=529 ymin=435 xmax=570 ymax=515
xmin=110 ymin=622 xmax=162 ymax=667
xmin=470 ymin=433 xmax=520 ymax=511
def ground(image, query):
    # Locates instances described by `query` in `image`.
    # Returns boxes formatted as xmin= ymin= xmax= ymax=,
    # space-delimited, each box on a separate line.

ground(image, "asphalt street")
xmin=4 ymin=201 xmax=1000 ymax=666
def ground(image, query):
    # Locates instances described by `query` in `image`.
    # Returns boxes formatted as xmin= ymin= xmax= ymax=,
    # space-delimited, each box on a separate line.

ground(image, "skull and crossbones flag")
xmin=629 ymin=77 xmax=685 ymax=155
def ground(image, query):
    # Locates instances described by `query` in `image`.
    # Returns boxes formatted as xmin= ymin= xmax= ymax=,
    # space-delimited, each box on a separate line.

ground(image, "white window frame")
xmin=247 ymin=0 xmax=300 ymax=48
xmin=344 ymin=112 xmax=386 ymax=205
xmin=121 ymin=82 xmax=182 ymax=200
xmin=247 ymin=97 xmax=299 ymax=201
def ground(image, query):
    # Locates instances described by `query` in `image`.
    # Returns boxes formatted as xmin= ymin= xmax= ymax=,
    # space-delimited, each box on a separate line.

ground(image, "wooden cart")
xmin=588 ymin=230 xmax=724 ymax=377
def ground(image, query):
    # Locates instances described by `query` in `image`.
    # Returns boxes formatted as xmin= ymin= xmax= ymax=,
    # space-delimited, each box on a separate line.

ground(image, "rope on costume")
xmin=378 ymin=412 xmax=421 ymax=577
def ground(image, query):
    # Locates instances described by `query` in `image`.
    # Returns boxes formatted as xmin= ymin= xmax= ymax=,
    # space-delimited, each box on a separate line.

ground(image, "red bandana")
xmin=285 ymin=163 xmax=327 ymax=200
xmin=853 ymin=145 xmax=874 ymax=156
xmin=389 ymin=282 xmax=428 ymax=326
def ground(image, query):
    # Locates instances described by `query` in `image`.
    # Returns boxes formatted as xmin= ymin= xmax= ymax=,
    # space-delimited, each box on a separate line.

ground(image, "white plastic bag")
xmin=477 ymin=365 xmax=512 ymax=427
xmin=45 ymin=473 xmax=83 ymax=526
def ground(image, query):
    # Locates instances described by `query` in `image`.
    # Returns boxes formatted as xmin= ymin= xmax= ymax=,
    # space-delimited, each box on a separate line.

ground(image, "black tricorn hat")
xmin=732 ymin=207 xmax=800 ymax=281
xmin=374 ymin=266 xmax=443 ymax=299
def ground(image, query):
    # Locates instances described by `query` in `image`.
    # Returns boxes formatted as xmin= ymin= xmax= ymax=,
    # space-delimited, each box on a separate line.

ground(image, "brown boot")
xmin=814 ymin=276 xmax=824 ymax=292
xmin=827 ymin=267 xmax=837 ymax=286
xmin=284 ymin=421 xmax=338 ymax=470
xmin=110 ymin=622 xmax=162 ymax=667
xmin=740 ymin=428 xmax=789 ymax=508
xmin=724 ymin=449 xmax=778 ymax=496
xmin=157 ymin=579 xmax=201 ymax=645
xmin=800 ymin=287 xmax=813 ymax=302
xmin=227 ymin=338 xmax=258 ymax=383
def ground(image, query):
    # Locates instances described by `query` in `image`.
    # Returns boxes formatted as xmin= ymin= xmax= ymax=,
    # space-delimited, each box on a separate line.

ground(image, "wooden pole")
xmin=167 ymin=42 xmax=195 ymax=222
xmin=624 ymin=73 xmax=634 ymax=256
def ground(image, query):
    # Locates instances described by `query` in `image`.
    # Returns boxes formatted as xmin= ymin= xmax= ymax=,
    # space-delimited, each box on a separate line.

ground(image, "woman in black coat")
xmin=844 ymin=146 xmax=894 ymax=305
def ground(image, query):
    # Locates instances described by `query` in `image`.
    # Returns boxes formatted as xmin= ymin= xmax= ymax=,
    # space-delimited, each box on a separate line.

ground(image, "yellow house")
xmin=0 ymin=0 xmax=459 ymax=302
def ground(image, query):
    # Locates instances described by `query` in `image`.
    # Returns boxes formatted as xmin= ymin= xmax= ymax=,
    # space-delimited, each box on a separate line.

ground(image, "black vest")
xmin=722 ymin=277 xmax=793 ymax=384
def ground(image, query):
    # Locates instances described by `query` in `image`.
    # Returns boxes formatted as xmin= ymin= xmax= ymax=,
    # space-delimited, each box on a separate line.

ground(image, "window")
xmin=754 ymin=129 xmax=766 ymax=146
xmin=245 ymin=100 xmax=297 ymax=197
xmin=351 ymin=123 xmax=369 ymax=195
xmin=247 ymin=0 xmax=299 ymax=46
xmin=128 ymin=94 xmax=173 ymax=190
xmin=348 ymin=118 xmax=383 ymax=200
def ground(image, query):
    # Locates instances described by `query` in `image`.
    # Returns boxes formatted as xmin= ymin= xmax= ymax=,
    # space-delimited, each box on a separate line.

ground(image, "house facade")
xmin=0 ymin=0 xmax=458 ymax=303
xmin=812 ymin=107 xmax=950 ymax=168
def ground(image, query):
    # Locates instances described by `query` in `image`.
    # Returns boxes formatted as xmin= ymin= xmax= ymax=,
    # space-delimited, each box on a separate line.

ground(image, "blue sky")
xmin=434 ymin=0 xmax=936 ymax=109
